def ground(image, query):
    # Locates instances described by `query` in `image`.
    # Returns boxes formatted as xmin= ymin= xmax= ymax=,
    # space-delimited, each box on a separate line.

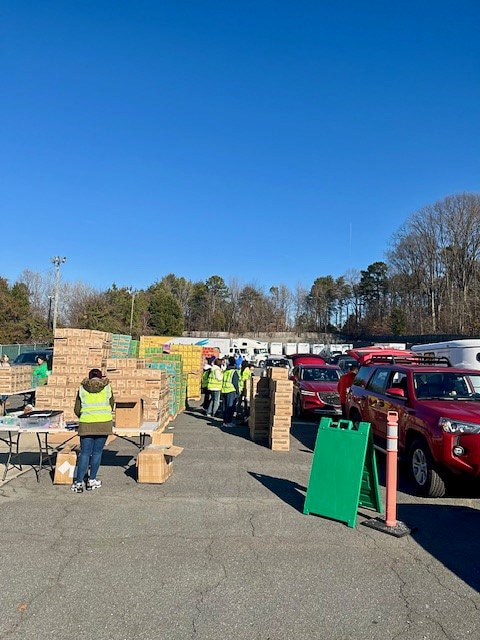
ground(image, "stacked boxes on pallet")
xmin=170 ymin=345 xmax=202 ymax=400
xmin=201 ymin=347 xmax=220 ymax=364
xmin=144 ymin=352 xmax=183 ymax=418
xmin=105 ymin=358 xmax=170 ymax=429
xmin=248 ymin=376 xmax=271 ymax=444
xmin=35 ymin=328 xmax=112 ymax=421
xmin=248 ymin=368 xmax=293 ymax=450
xmin=269 ymin=374 xmax=293 ymax=451
xmin=138 ymin=336 xmax=171 ymax=358
xmin=111 ymin=334 xmax=132 ymax=358
xmin=128 ymin=340 xmax=139 ymax=358
xmin=0 ymin=366 xmax=32 ymax=393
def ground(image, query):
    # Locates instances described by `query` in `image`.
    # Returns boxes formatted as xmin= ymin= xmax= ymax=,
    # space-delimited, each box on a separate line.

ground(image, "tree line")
xmin=2 ymin=193 xmax=480 ymax=343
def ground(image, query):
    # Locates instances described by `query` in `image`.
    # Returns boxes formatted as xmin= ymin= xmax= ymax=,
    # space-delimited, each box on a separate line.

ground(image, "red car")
xmin=291 ymin=364 xmax=342 ymax=417
xmin=288 ymin=353 xmax=326 ymax=368
xmin=347 ymin=354 xmax=480 ymax=497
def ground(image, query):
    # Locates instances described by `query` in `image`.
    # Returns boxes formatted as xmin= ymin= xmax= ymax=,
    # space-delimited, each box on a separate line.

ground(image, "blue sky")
xmin=2 ymin=1 xmax=479 ymax=294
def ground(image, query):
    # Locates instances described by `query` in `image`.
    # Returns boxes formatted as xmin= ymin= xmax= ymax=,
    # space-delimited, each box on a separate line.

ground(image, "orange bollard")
xmin=362 ymin=410 xmax=412 ymax=537
xmin=385 ymin=410 xmax=399 ymax=528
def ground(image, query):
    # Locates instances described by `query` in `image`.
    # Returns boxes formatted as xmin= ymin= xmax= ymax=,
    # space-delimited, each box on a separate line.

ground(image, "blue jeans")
xmin=222 ymin=392 xmax=238 ymax=424
xmin=207 ymin=390 xmax=221 ymax=417
xmin=75 ymin=436 xmax=107 ymax=482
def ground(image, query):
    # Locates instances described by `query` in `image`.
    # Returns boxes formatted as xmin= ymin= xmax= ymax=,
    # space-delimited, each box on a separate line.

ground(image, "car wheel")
xmin=259 ymin=360 xmax=265 ymax=367
xmin=294 ymin=395 xmax=303 ymax=417
xmin=408 ymin=438 xmax=446 ymax=498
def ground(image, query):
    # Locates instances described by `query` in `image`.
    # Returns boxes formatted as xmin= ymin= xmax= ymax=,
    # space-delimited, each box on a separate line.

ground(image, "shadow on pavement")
xmin=397 ymin=503 xmax=480 ymax=593
xmin=290 ymin=416 xmax=320 ymax=451
xmin=101 ymin=450 xmax=135 ymax=469
xmin=248 ymin=471 xmax=307 ymax=513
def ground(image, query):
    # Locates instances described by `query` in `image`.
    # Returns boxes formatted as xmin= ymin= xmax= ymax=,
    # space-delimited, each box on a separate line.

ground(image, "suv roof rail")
xmin=367 ymin=354 xmax=452 ymax=366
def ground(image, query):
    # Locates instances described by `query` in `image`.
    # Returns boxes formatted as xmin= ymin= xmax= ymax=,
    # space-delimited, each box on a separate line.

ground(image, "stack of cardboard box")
xmin=248 ymin=376 xmax=271 ymax=444
xmin=35 ymin=329 xmax=112 ymax=421
xmin=248 ymin=368 xmax=293 ymax=450
xmin=170 ymin=344 xmax=203 ymax=400
xmin=0 ymin=365 xmax=32 ymax=393
xmin=269 ymin=375 xmax=293 ymax=451
xmin=105 ymin=359 xmax=170 ymax=429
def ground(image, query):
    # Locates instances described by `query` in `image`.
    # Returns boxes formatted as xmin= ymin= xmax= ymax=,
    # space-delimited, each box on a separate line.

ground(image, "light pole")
xmin=128 ymin=288 xmax=137 ymax=336
xmin=51 ymin=256 xmax=67 ymax=334
xmin=47 ymin=295 xmax=53 ymax=330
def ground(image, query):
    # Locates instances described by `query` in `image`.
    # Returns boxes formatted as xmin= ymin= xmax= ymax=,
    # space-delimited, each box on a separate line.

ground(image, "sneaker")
xmin=71 ymin=481 xmax=84 ymax=493
xmin=86 ymin=479 xmax=102 ymax=491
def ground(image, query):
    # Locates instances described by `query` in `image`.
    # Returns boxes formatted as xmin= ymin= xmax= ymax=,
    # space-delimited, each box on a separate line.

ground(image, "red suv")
xmin=347 ymin=355 xmax=480 ymax=497
xmin=291 ymin=364 xmax=342 ymax=417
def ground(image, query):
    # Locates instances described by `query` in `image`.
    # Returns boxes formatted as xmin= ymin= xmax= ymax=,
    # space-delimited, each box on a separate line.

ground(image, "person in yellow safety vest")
xmin=206 ymin=358 xmax=224 ymax=418
xmin=238 ymin=360 xmax=253 ymax=420
xmin=71 ymin=368 xmax=114 ymax=493
xmin=221 ymin=356 xmax=240 ymax=427
xmin=201 ymin=356 xmax=216 ymax=412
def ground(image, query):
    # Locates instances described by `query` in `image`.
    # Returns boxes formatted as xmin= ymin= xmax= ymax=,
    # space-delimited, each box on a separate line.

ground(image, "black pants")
xmin=202 ymin=389 xmax=211 ymax=410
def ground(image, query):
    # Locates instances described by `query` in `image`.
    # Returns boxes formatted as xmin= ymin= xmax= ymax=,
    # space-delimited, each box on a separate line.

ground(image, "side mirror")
xmin=386 ymin=387 xmax=405 ymax=398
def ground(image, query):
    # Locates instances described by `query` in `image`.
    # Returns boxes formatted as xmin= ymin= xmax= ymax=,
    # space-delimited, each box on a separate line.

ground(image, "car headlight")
xmin=300 ymin=390 xmax=315 ymax=396
xmin=439 ymin=417 xmax=480 ymax=434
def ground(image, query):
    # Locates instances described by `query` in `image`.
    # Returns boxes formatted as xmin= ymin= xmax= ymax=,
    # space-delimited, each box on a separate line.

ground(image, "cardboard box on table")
xmin=114 ymin=397 xmax=144 ymax=428
xmin=137 ymin=434 xmax=183 ymax=483
xmin=53 ymin=447 xmax=77 ymax=484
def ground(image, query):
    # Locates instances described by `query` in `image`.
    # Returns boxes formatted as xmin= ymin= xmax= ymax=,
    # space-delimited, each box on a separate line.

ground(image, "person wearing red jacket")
xmin=337 ymin=364 xmax=359 ymax=418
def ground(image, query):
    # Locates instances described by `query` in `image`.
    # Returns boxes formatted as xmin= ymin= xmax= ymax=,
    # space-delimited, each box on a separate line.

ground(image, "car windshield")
xmin=414 ymin=372 xmax=480 ymax=399
xmin=301 ymin=367 xmax=340 ymax=382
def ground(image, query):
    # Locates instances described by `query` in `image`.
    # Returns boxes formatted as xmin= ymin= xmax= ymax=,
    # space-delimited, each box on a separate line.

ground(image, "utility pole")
xmin=128 ymin=288 xmax=137 ymax=336
xmin=51 ymin=256 xmax=67 ymax=335
xmin=47 ymin=296 xmax=53 ymax=330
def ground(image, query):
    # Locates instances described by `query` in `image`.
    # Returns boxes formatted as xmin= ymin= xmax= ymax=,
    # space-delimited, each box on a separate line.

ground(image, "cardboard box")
xmin=115 ymin=397 xmax=144 ymax=428
xmin=267 ymin=367 xmax=289 ymax=380
xmin=53 ymin=447 xmax=77 ymax=484
xmin=137 ymin=442 xmax=183 ymax=483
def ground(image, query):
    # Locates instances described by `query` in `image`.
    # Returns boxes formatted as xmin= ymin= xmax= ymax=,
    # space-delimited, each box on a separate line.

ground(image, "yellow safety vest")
xmin=207 ymin=367 xmax=223 ymax=391
xmin=239 ymin=368 xmax=252 ymax=393
xmin=201 ymin=369 xmax=211 ymax=388
xmin=222 ymin=368 xmax=236 ymax=394
xmin=79 ymin=385 xmax=113 ymax=423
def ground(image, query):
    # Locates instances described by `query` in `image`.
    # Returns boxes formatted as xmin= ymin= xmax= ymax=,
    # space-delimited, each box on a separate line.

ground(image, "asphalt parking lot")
xmin=0 ymin=404 xmax=479 ymax=640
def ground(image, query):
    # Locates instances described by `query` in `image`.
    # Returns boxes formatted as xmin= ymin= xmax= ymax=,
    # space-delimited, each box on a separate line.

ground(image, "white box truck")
xmin=312 ymin=343 xmax=325 ymax=355
xmin=284 ymin=343 xmax=298 ymax=356
xmin=411 ymin=339 xmax=480 ymax=370
xmin=270 ymin=342 xmax=283 ymax=355
xmin=297 ymin=342 xmax=310 ymax=353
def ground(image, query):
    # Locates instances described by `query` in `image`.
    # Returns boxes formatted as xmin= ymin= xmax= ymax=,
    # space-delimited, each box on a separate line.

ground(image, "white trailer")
xmin=312 ymin=343 xmax=325 ymax=355
xmin=284 ymin=343 xmax=298 ymax=356
xmin=270 ymin=342 xmax=283 ymax=355
xmin=411 ymin=339 xmax=480 ymax=370
xmin=297 ymin=342 xmax=310 ymax=354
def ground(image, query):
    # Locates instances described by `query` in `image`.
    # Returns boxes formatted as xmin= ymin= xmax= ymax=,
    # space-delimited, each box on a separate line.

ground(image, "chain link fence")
xmin=0 ymin=343 xmax=52 ymax=363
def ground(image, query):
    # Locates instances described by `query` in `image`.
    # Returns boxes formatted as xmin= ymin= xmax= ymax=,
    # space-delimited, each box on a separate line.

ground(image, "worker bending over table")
xmin=71 ymin=368 xmax=114 ymax=493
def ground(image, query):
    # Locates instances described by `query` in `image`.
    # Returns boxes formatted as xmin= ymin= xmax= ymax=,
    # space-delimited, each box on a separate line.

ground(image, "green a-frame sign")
xmin=303 ymin=417 xmax=382 ymax=528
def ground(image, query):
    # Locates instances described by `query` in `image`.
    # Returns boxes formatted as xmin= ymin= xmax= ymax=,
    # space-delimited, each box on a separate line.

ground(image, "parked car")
xmin=291 ymin=364 xmax=342 ymax=417
xmin=288 ymin=353 xmax=326 ymax=367
xmin=263 ymin=357 xmax=292 ymax=370
xmin=336 ymin=356 xmax=359 ymax=372
xmin=347 ymin=352 xmax=480 ymax=497
xmin=12 ymin=349 xmax=53 ymax=369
